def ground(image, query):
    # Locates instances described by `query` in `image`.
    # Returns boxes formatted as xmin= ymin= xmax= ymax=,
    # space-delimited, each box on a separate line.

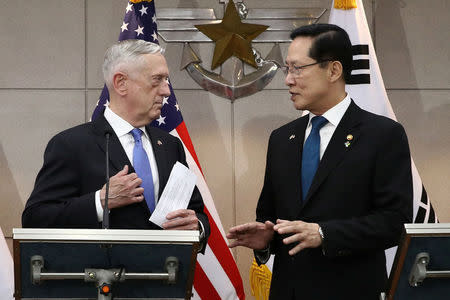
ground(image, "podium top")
xmin=13 ymin=228 xmax=199 ymax=243
xmin=405 ymin=223 xmax=450 ymax=235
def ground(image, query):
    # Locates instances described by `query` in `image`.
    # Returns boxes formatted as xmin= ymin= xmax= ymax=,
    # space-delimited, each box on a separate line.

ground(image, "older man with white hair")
xmin=22 ymin=40 xmax=209 ymax=248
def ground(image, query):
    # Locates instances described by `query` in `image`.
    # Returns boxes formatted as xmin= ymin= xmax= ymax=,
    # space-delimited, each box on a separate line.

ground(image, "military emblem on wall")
xmin=156 ymin=0 xmax=326 ymax=101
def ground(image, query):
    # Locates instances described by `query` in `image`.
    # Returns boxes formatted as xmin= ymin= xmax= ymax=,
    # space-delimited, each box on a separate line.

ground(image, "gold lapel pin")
xmin=347 ymin=134 xmax=353 ymax=141
xmin=157 ymin=140 xmax=163 ymax=145
xmin=289 ymin=134 xmax=295 ymax=140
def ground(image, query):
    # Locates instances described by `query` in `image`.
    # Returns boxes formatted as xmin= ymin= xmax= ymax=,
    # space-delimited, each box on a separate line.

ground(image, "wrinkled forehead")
xmin=135 ymin=53 xmax=169 ymax=76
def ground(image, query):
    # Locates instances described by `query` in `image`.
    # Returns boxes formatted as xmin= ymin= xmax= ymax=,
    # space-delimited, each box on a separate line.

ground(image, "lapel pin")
xmin=157 ymin=140 xmax=163 ymax=146
xmin=344 ymin=141 xmax=351 ymax=148
xmin=289 ymin=134 xmax=296 ymax=140
xmin=347 ymin=134 xmax=353 ymax=141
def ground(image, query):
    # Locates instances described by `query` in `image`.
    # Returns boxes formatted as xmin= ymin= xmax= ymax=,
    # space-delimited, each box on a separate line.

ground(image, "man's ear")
xmin=328 ymin=61 xmax=344 ymax=83
xmin=112 ymin=72 xmax=128 ymax=96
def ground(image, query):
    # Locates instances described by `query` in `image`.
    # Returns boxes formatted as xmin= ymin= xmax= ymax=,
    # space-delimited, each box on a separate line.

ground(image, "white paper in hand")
xmin=149 ymin=161 xmax=197 ymax=227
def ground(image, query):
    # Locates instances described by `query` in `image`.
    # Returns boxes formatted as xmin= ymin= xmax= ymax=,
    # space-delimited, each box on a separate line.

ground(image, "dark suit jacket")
xmin=22 ymin=115 xmax=210 ymax=242
xmin=256 ymin=101 xmax=413 ymax=300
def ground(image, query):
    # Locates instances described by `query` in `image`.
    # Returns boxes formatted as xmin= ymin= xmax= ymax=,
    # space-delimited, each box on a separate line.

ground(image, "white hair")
xmin=102 ymin=39 xmax=164 ymax=88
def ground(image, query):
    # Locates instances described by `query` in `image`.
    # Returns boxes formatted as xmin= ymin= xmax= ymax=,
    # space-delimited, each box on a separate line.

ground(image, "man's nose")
xmin=285 ymin=72 xmax=295 ymax=86
xmin=160 ymin=80 xmax=171 ymax=97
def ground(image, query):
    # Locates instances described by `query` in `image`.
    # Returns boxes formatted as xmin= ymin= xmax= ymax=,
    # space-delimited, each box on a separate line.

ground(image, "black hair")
xmin=290 ymin=24 xmax=352 ymax=83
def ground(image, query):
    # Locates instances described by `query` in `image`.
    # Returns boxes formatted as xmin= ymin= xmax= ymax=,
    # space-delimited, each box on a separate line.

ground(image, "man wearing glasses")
xmin=227 ymin=24 xmax=413 ymax=299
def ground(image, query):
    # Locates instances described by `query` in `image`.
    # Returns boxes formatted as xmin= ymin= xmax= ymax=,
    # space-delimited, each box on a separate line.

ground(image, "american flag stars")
xmin=156 ymin=115 xmax=166 ymax=125
xmin=154 ymin=96 xmax=182 ymax=127
xmin=120 ymin=2 xmax=158 ymax=43
xmin=139 ymin=5 xmax=148 ymax=16
xmin=151 ymin=31 xmax=158 ymax=42
xmin=120 ymin=22 xmax=129 ymax=32
xmin=134 ymin=25 xmax=144 ymax=36
xmin=125 ymin=3 xmax=133 ymax=13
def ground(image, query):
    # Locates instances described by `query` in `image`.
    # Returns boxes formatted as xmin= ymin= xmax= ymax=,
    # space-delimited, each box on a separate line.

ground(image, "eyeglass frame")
xmin=281 ymin=60 xmax=331 ymax=76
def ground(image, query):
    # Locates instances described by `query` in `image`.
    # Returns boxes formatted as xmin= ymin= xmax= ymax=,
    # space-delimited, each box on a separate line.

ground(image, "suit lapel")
xmin=303 ymin=101 xmax=363 ymax=204
xmin=146 ymin=126 xmax=170 ymax=197
xmin=92 ymin=115 xmax=132 ymax=175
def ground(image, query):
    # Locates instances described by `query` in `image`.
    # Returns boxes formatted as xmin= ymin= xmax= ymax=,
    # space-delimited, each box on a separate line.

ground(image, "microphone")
xmin=103 ymin=131 xmax=112 ymax=229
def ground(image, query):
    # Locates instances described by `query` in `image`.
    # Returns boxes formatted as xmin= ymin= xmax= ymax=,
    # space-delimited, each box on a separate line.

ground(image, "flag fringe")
xmin=334 ymin=0 xmax=357 ymax=9
xmin=250 ymin=259 xmax=272 ymax=300
xmin=130 ymin=0 xmax=153 ymax=4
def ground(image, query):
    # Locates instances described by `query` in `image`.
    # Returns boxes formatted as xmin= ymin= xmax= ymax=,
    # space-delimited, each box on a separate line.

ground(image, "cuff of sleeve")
xmin=318 ymin=225 xmax=326 ymax=256
xmin=95 ymin=190 xmax=104 ymax=222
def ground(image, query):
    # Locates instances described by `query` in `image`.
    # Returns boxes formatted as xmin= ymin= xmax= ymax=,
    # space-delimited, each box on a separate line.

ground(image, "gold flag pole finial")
xmin=334 ymin=0 xmax=357 ymax=10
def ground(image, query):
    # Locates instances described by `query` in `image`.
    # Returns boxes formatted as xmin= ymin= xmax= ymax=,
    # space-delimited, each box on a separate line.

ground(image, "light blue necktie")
xmin=301 ymin=116 xmax=328 ymax=201
xmin=130 ymin=128 xmax=155 ymax=213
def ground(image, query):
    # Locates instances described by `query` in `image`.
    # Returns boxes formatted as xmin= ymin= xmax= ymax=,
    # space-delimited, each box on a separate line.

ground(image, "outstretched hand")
xmin=227 ymin=221 xmax=275 ymax=250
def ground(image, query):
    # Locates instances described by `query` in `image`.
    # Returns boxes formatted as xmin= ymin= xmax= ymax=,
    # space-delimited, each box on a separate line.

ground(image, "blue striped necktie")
xmin=301 ymin=116 xmax=328 ymax=201
xmin=130 ymin=128 xmax=155 ymax=213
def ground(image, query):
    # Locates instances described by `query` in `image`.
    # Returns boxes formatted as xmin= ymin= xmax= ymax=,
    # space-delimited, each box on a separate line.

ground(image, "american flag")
xmin=92 ymin=1 xmax=245 ymax=299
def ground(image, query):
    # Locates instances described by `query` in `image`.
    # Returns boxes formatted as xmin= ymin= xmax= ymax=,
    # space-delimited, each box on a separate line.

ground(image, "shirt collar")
xmin=104 ymin=107 xmax=149 ymax=139
xmin=308 ymin=93 xmax=351 ymax=127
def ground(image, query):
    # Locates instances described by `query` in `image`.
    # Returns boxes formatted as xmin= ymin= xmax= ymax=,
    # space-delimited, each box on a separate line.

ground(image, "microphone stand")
xmin=103 ymin=133 xmax=110 ymax=229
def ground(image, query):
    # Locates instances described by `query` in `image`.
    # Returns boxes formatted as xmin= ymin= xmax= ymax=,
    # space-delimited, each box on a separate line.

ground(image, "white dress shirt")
xmin=304 ymin=94 xmax=351 ymax=159
xmin=95 ymin=107 xmax=160 ymax=221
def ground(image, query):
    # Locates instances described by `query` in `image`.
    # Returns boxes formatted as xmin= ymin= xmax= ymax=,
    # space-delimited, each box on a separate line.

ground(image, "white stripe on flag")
xmin=191 ymin=287 xmax=200 ymax=300
xmin=198 ymin=246 xmax=239 ymax=300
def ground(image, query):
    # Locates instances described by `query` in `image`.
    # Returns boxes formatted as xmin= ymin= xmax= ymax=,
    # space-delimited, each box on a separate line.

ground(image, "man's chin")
xmin=292 ymin=98 xmax=306 ymax=111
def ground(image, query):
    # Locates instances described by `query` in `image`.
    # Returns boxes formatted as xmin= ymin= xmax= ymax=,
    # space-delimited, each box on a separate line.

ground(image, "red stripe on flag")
xmin=193 ymin=263 xmax=221 ymax=300
xmin=204 ymin=208 xmax=246 ymax=300
xmin=176 ymin=122 xmax=203 ymax=174
xmin=176 ymin=122 xmax=245 ymax=299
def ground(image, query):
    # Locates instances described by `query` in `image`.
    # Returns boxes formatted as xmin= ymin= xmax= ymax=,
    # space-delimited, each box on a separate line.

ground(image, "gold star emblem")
xmin=195 ymin=1 xmax=268 ymax=70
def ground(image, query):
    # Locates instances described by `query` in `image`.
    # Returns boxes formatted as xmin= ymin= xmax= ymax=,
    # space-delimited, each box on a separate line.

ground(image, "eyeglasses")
xmin=281 ymin=60 xmax=331 ymax=76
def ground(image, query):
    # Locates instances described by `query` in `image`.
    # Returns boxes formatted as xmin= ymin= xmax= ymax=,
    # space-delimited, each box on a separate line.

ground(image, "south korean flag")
xmin=329 ymin=0 xmax=438 ymax=275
